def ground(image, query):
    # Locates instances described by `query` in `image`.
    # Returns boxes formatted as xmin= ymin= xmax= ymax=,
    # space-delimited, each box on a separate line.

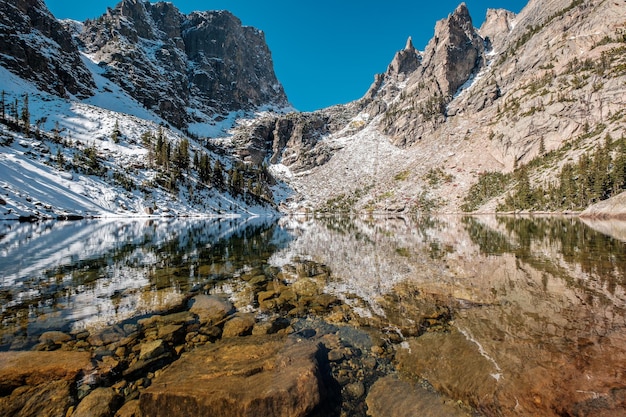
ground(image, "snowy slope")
xmin=0 ymin=55 xmax=281 ymax=220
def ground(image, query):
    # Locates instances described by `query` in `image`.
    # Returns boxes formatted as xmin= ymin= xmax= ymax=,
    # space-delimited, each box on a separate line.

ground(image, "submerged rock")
xmin=395 ymin=329 xmax=498 ymax=411
xmin=221 ymin=313 xmax=255 ymax=338
xmin=140 ymin=335 xmax=331 ymax=417
xmin=366 ymin=376 xmax=472 ymax=417
xmin=188 ymin=294 xmax=234 ymax=325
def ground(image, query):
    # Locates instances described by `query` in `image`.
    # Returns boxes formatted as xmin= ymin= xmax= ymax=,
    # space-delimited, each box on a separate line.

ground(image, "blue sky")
xmin=47 ymin=0 xmax=528 ymax=111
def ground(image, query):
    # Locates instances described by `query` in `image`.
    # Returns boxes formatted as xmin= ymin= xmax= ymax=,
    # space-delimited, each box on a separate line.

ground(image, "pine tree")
xmin=21 ymin=94 xmax=30 ymax=136
xmin=155 ymin=128 xmax=169 ymax=170
xmin=173 ymin=138 xmax=189 ymax=172
xmin=1 ymin=90 xmax=5 ymax=121
xmin=576 ymin=153 xmax=592 ymax=208
xmin=611 ymin=137 xmax=626 ymax=194
xmin=513 ymin=167 xmax=533 ymax=210
xmin=53 ymin=121 xmax=61 ymax=143
xmin=193 ymin=152 xmax=200 ymax=170
xmin=141 ymin=131 xmax=155 ymax=166
xmin=590 ymin=135 xmax=612 ymax=202
xmin=111 ymin=120 xmax=121 ymax=143
xmin=230 ymin=168 xmax=242 ymax=194
xmin=198 ymin=153 xmax=212 ymax=184
xmin=11 ymin=98 xmax=18 ymax=123
xmin=559 ymin=163 xmax=576 ymax=210
xmin=56 ymin=148 xmax=65 ymax=168
xmin=212 ymin=159 xmax=224 ymax=188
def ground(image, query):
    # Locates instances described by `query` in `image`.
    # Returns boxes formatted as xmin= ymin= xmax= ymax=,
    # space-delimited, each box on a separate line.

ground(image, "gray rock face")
xmin=233 ymin=107 xmax=359 ymax=171
xmin=0 ymin=0 xmax=95 ymax=97
xmin=479 ymin=8 xmax=516 ymax=53
xmin=79 ymin=0 xmax=288 ymax=128
xmin=373 ymin=3 xmax=487 ymax=146
xmin=387 ymin=37 xmax=421 ymax=78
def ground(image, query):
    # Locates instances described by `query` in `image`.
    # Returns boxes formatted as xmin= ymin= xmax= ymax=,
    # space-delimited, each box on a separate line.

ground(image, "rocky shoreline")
xmin=4 ymin=215 xmax=626 ymax=417
xmin=0 ymin=257 xmax=467 ymax=417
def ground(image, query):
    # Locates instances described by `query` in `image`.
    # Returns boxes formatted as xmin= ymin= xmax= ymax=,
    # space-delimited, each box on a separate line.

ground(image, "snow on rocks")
xmin=0 ymin=64 xmax=279 ymax=221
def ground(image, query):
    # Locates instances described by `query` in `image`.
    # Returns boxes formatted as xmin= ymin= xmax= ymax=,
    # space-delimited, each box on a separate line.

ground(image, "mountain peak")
xmin=405 ymin=36 xmax=415 ymax=51
xmin=386 ymin=36 xmax=421 ymax=78
xmin=424 ymin=2 xmax=485 ymax=96
xmin=453 ymin=2 xmax=470 ymax=19
xmin=79 ymin=1 xmax=288 ymax=129
xmin=0 ymin=0 xmax=95 ymax=97
xmin=436 ymin=1 xmax=475 ymax=42
xmin=479 ymin=8 xmax=516 ymax=52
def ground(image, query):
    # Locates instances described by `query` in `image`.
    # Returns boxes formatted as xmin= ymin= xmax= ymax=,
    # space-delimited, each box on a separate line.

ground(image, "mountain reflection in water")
xmin=0 ymin=217 xmax=288 ymax=334
xmin=1 ymin=215 xmax=626 ymax=416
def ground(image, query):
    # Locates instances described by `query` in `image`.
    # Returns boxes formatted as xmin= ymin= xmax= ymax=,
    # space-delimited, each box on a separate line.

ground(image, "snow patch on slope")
xmin=0 ymin=61 xmax=278 ymax=219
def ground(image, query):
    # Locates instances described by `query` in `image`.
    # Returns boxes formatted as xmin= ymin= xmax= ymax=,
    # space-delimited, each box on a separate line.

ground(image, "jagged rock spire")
xmin=421 ymin=2 xmax=485 ymax=96
xmin=405 ymin=36 xmax=414 ymax=51
xmin=479 ymin=8 xmax=516 ymax=52
xmin=387 ymin=36 xmax=421 ymax=77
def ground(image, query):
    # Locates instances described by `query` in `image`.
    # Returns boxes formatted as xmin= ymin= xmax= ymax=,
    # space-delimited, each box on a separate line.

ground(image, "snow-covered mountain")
xmin=76 ymin=0 xmax=288 ymax=130
xmin=0 ymin=0 xmax=291 ymax=220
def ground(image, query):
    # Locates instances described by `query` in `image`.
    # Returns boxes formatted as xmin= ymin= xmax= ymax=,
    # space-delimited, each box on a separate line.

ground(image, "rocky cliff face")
xmin=0 ymin=0 xmax=95 ymax=97
xmin=250 ymin=0 xmax=626 ymax=214
xmin=0 ymin=0 xmax=288 ymax=130
xmin=479 ymin=8 xmax=516 ymax=53
xmin=363 ymin=3 xmax=487 ymax=147
xmin=78 ymin=0 xmax=288 ymax=129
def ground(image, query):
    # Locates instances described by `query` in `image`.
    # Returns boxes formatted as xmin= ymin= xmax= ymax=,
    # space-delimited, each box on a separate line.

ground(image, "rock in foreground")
xmin=0 ymin=351 xmax=93 ymax=417
xmin=366 ymin=376 xmax=472 ymax=417
xmin=140 ymin=335 xmax=329 ymax=417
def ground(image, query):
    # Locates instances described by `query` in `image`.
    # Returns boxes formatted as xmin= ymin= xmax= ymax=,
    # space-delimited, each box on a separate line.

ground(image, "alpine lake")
xmin=1 ymin=215 xmax=626 ymax=417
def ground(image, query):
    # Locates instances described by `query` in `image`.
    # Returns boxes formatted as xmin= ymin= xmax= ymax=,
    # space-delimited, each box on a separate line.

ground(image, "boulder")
xmin=0 ymin=351 xmax=92 ymax=392
xmin=114 ymin=399 xmax=141 ymax=417
xmin=581 ymin=191 xmax=626 ymax=219
xmin=139 ymin=339 xmax=168 ymax=361
xmin=72 ymin=387 xmax=123 ymax=417
xmin=188 ymin=294 xmax=234 ymax=325
xmin=38 ymin=331 xmax=72 ymax=345
xmin=0 ymin=379 xmax=74 ymax=417
xmin=0 ymin=351 xmax=92 ymax=417
xmin=141 ymin=335 xmax=329 ymax=417
xmin=156 ymin=324 xmax=185 ymax=344
xmin=221 ymin=314 xmax=255 ymax=338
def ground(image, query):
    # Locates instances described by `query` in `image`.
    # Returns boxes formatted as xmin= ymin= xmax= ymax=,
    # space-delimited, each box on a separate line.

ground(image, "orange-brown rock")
xmin=140 ymin=335 xmax=328 ymax=417
xmin=366 ymin=376 xmax=472 ymax=417
xmin=0 ymin=350 xmax=92 ymax=392
xmin=0 ymin=351 xmax=93 ymax=417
